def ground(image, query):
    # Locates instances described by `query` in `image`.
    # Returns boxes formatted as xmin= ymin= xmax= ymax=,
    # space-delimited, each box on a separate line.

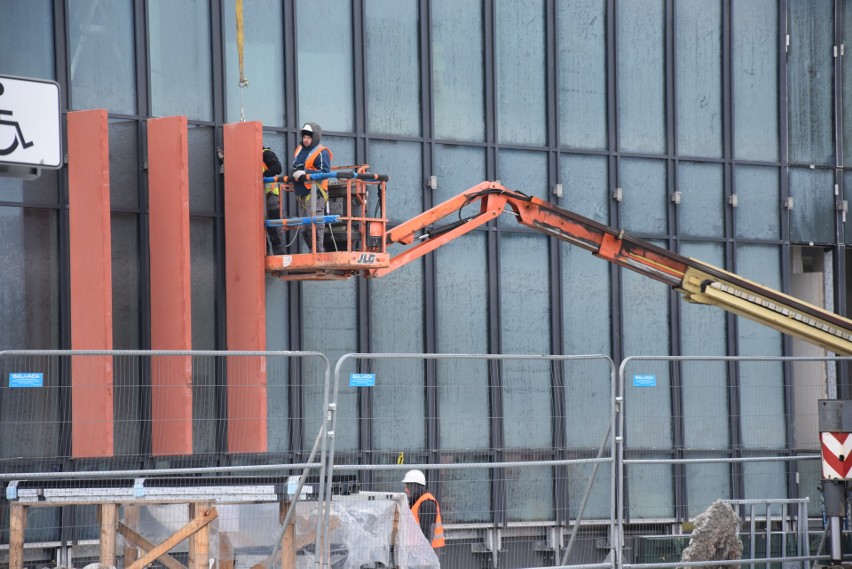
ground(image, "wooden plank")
xmin=188 ymin=503 xmax=210 ymax=569
xmin=279 ymin=501 xmax=295 ymax=569
xmin=99 ymin=503 xmax=118 ymax=567
xmin=117 ymin=521 xmax=187 ymax=569
xmin=9 ymin=504 xmax=27 ymax=569
xmin=126 ymin=506 xmax=218 ymax=569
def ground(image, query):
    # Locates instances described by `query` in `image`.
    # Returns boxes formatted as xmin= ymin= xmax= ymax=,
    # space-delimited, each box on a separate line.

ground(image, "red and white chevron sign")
xmin=821 ymin=432 xmax=852 ymax=479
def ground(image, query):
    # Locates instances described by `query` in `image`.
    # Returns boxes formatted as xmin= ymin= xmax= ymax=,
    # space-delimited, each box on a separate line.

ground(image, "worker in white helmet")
xmin=402 ymin=469 xmax=445 ymax=549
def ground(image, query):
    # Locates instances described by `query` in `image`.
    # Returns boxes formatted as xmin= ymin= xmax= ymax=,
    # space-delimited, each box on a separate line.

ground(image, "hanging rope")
xmin=235 ymin=0 xmax=248 ymax=121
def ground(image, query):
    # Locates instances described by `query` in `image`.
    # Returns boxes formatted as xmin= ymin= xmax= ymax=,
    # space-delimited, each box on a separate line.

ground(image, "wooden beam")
xmin=279 ymin=501 xmax=295 ymax=569
xmin=99 ymin=503 xmax=118 ymax=567
xmin=122 ymin=506 xmax=140 ymax=566
xmin=9 ymin=504 xmax=26 ymax=569
xmin=117 ymin=521 xmax=187 ymax=569
xmin=188 ymin=503 xmax=210 ymax=569
xmin=126 ymin=506 xmax=218 ymax=569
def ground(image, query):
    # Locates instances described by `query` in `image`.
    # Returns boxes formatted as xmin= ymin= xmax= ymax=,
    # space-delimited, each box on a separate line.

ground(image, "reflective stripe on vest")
xmin=263 ymin=159 xmax=279 ymax=195
xmin=293 ymin=144 xmax=333 ymax=196
xmin=411 ymin=492 xmax=445 ymax=548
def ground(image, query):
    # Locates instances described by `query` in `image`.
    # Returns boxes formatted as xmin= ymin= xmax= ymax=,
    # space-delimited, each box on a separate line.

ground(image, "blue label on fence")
xmin=10 ymin=372 xmax=43 ymax=387
xmin=633 ymin=374 xmax=656 ymax=387
xmin=350 ymin=373 xmax=376 ymax=387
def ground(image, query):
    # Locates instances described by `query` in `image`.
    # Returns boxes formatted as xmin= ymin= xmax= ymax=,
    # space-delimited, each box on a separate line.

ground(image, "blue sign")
xmin=350 ymin=373 xmax=376 ymax=387
xmin=10 ymin=372 xmax=43 ymax=388
xmin=633 ymin=374 xmax=656 ymax=387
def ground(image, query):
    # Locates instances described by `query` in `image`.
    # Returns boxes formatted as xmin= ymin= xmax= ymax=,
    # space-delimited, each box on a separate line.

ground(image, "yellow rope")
xmin=235 ymin=0 xmax=248 ymax=121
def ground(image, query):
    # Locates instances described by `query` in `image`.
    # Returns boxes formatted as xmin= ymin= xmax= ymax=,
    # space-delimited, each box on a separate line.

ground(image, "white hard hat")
xmin=402 ymin=469 xmax=426 ymax=486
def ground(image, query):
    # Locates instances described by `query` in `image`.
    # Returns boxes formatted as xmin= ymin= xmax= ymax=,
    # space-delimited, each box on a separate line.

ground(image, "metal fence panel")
xmin=325 ymin=353 xmax=617 ymax=569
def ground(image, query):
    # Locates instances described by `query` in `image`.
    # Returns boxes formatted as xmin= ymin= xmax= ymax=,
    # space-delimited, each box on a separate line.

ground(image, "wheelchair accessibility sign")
xmin=0 ymin=75 xmax=62 ymax=169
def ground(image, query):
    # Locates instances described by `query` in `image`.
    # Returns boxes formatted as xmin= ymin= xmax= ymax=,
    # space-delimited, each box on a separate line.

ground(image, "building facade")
xmin=2 ymin=0 xmax=852 ymax=563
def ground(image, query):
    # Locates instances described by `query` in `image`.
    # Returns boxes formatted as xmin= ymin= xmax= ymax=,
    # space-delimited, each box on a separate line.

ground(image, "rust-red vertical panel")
xmin=223 ymin=121 xmax=267 ymax=452
xmin=67 ymin=109 xmax=114 ymax=458
xmin=147 ymin=116 xmax=193 ymax=455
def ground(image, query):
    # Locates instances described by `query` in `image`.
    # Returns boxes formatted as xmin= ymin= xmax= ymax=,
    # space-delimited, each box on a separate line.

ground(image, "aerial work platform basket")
xmin=263 ymin=165 xmax=389 ymax=281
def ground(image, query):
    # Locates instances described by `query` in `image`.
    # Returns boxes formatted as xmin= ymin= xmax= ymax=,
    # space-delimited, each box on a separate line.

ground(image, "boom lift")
xmin=264 ymin=172 xmax=852 ymax=356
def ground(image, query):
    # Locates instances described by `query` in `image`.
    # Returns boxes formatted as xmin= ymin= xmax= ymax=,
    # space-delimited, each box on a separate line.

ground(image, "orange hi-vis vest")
xmin=293 ymin=144 xmax=333 ymax=195
xmin=411 ymin=492 xmax=445 ymax=548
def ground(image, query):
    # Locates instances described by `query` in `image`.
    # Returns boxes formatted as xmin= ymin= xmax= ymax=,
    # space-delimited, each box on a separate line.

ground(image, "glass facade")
xmin=1 ymin=0 xmax=851 ymax=547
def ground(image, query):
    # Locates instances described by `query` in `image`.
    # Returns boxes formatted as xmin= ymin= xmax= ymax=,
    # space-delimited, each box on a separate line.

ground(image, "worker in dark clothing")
xmin=291 ymin=122 xmax=332 ymax=253
xmin=403 ymin=469 xmax=445 ymax=550
xmin=263 ymin=145 xmax=285 ymax=255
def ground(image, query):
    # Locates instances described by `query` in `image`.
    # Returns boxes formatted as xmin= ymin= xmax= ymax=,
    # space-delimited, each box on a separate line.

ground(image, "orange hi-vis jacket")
xmin=293 ymin=144 xmax=333 ymax=196
xmin=411 ymin=492 xmax=446 ymax=548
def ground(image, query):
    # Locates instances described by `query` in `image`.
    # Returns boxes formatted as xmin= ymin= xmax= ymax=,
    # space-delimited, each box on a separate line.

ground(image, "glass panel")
xmin=620 ymin=158 xmax=667 ymax=235
xmin=188 ymin=125 xmax=216 ymax=214
xmin=111 ymin=214 xmax=140 ymax=349
xmin=735 ymin=243 xmax=781 ymax=290
xmin=788 ymin=0 xmax=834 ymax=165
xmin=371 ymin=263 xmax=426 ymax=450
xmin=846 ymin=171 xmax=852 ymax=244
xmin=496 ymin=0 xmax=546 ymax=146
xmin=628 ymin=463 xmax=674 ymax=519
xmin=433 ymin=145 xmax=486 ymax=205
xmin=69 ymin=0 xmax=135 ymax=114
xmin=432 ymin=0 xmax=485 ymax=141
xmin=223 ymin=0 xmax=284 ymax=126
xmin=148 ymin=0 xmax=213 ymax=120
xmin=562 ymin=244 xmax=611 ymax=356
xmin=265 ymin=276 xmax=289 ymax=452
xmin=367 ymin=140 xmax=422 ymax=222
xmin=622 ymin=282 xmax=671 ymax=446
xmin=320 ymin=135 xmax=355 ymax=169
xmin=679 ymin=243 xmax=728 ymax=449
xmin=622 ymin=270 xmax=671 ymax=350
xmin=789 ymin=168 xmax=835 ymax=244
xmin=559 ymin=154 xmax=608 ymax=224
xmin=110 ymin=120 xmax=139 ymax=210
xmin=266 ymin=356 xmax=289 ymax=453
xmin=743 ymin=461 xmax=788 ymax=502
xmin=735 ymin=245 xmax=783 ymax=430
xmin=686 ymin=462 xmax=731 ymax=517
xmin=676 ymin=0 xmax=722 ymax=158
xmin=500 ymin=234 xmax=551 ymax=447
xmin=0 ymin=169 xmax=59 ymax=205
xmin=617 ymin=0 xmax=665 ymax=154
xmin=0 ymin=0 xmax=54 ymax=79
xmin=301 ymin=279 xmax=358 ymax=451
xmin=734 ymin=166 xmax=780 ymax=240
xmin=496 ymin=149 xmax=548 ymax=227
xmin=265 ymin=277 xmax=288 ymax=351
xmin=297 ymin=0 xmax=353 ymax=132
xmin=504 ymin=359 xmax=552 ymax=449
xmin=844 ymin=0 xmax=852 ymax=166
xmin=677 ymin=162 xmax=723 ymax=238
xmin=558 ymin=0 xmax=606 ymax=150
xmin=436 ymin=234 xmax=490 ymax=450
xmin=366 ymin=0 xmax=420 ymax=136
xmin=439 ymin=464 xmax=490 ymax=523
xmin=0 ymin=207 xmax=59 ymax=349
xmin=733 ymin=0 xmax=778 ymax=161
xmin=505 ymin=462 xmax=552 ymax=522
xmin=190 ymin=217 xmax=216 ymax=350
